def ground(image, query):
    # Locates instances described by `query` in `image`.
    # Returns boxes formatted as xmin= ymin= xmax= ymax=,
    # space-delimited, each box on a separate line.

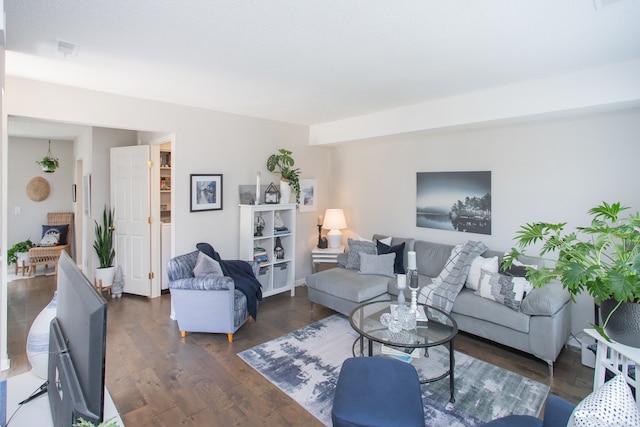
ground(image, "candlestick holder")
xmin=407 ymin=268 xmax=419 ymax=313
xmin=317 ymin=224 xmax=327 ymax=248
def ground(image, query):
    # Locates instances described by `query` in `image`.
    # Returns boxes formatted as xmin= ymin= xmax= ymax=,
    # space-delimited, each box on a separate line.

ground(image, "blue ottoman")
xmin=332 ymin=357 xmax=425 ymax=427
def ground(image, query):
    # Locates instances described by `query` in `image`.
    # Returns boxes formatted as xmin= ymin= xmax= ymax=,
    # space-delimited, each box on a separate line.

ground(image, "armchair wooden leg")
xmin=227 ymin=333 xmax=233 ymax=343
xmin=180 ymin=331 xmax=187 ymax=337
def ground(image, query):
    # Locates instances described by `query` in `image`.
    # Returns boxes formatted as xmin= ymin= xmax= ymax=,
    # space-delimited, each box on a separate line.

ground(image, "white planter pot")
xmin=95 ymin=266 xmax=116 ymax=288
xmin=16 ymin=252 xmax=30 ymax=264
xmin=280 ymin=180 xmax=292 ymax=204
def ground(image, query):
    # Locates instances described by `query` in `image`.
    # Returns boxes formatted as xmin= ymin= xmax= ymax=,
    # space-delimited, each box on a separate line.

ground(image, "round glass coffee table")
xmin=349 ymin=300 xmax=458 ymax=402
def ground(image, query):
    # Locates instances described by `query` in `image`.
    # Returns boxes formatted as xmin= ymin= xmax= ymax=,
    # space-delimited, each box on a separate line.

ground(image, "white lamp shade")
xmin=322 ymin=209 xmax=347 ymax=230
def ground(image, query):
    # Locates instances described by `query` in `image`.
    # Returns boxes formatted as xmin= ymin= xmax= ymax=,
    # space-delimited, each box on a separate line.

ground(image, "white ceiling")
xmin=4 ymin=0 xmax=640 ymax=128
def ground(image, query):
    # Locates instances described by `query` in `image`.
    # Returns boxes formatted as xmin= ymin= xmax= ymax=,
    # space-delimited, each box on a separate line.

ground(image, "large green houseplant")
xmin=266 ymin=148 xmax=301 ymax=205
xmin=93 ymin=207 xmax=116 ymax=287
xmin=503 ymin=201 xmax=640 ymax=344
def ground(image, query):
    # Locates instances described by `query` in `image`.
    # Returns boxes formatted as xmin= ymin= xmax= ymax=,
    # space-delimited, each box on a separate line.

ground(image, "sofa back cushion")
xmin=413 ymin=240 xmax=456 ymax=277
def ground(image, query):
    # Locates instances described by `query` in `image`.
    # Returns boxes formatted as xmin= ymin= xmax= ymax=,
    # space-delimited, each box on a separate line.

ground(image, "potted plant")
xmin=93 ymin=207 xmax=116 ymax=288
xmin=266 ymin=148 xmax=301 ymax=206
xmin=36 ymin=155 xmax=60 ymax=173
xmin=503 ymin=201 xmax=640 ymax=346
xmin=7 ymin=239 xmax=35 ymax=266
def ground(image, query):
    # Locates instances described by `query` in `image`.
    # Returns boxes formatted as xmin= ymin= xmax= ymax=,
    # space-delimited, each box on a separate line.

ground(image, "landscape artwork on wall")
xmin=416 ymin=171 xmax=492 ymax=235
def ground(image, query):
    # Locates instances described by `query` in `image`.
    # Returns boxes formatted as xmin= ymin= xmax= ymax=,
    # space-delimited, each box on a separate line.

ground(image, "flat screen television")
xmin=48 ymin=251 xmax=108 ymax=426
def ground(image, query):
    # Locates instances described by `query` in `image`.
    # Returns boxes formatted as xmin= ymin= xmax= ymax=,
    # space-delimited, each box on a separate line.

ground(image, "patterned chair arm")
xmin=169 ymin=275 xmax=234 ymax=291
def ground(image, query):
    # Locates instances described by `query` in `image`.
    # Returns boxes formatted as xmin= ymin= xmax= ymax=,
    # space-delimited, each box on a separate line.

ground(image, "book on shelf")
xmin=273 ymin=228 xmax=289 ymax=235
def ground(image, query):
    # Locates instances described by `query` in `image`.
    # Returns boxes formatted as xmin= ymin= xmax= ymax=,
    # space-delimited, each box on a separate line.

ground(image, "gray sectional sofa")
xmin=305 ymin=234 xmax=572 ymax=375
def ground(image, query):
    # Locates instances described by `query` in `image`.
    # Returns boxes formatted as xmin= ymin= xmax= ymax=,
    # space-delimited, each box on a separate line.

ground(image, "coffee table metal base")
xmin=352 ymin=335 xmax=456 ymax=403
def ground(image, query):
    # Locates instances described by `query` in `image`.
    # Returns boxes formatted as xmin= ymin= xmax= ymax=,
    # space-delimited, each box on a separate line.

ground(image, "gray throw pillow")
xmin=193 ymin=251 xmax=224 ymax=277
xmin=345 ymin=238 xmax=377 ymax=270
xmin=359 ymin=253 xmax=396 ymax=277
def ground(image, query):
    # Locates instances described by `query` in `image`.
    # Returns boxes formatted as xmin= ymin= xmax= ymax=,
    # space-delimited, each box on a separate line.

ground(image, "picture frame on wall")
xmin=299 ymin=178 xmax=317 ymax=213
xmin=190 ymin=174 xmax=223 ymax=212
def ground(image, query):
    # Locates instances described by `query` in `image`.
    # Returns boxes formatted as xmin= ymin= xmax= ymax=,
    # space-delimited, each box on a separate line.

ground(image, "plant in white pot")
xmin=93 ymin=207 xmax=116 ymax=289
xmin=266 ymin=148 xmax=300 ymax=206
xmin=503 ymin=201 xmax=640 ymax=346
xmin=7 ymin=238 xmax=35 ymax=267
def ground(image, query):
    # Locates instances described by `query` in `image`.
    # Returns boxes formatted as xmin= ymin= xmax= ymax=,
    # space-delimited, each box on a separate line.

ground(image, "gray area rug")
xmin=238 ymin=314 xmax=549 ymax=426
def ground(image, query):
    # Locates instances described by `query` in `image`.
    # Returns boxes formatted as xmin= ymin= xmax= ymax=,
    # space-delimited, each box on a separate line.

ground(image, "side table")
xmin=311 ymin=245 xmax=345 ymax=273
xmin=584 ymin=328 xmax=640 ymax=408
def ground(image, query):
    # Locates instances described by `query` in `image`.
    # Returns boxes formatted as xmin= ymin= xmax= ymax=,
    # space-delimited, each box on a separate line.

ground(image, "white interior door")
xmin=110 ymin=145 xmax=152 ymax=296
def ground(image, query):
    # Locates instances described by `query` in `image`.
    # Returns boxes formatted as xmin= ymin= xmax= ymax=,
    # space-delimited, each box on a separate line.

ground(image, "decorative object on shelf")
xmin=254 ymin=215 xmax=265 ymax=236
xmin=274 ymin=237 xmax=285 ymax=260
xmin=504 ymin=201 xmax=640 ymax=346
xmin=380 ymin=312 xmax=402 ymax=334
xmin=26 ymin=176 xmax=51 ymax=202
xmin=93 ymin=206 xmax=116 ymax=289
xmin=36 ymin=140 xmax=60 ymax=173
xmin=322 ymin=209 xmax=347 ymax=249
xmin=190 ymin=174 xmax=223 ymax=212
xmin=299 ymin=178 xmax=318 ymax=212
xmin=264 ymin=182 xmax=280 ymax=204
xmin=266 ymin=148 xmax=300 ymax=206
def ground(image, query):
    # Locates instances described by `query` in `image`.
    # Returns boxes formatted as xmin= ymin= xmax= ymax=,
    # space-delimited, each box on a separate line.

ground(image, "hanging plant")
xmin=36 ymin=140 xmax=60 ymax=173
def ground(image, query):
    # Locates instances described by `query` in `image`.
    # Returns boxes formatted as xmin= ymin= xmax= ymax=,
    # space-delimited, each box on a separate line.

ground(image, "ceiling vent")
xmin=56 ymin=39 xmax=80 ymax=56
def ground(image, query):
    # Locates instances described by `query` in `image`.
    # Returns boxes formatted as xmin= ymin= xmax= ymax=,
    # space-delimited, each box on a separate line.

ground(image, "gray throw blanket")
xmin=418 ymin=240 xmax=488 ymax=315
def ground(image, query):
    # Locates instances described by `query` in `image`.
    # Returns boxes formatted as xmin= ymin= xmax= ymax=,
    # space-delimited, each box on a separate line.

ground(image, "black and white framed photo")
xmin=190 ymin=174 xmax=223 ymax=212
xmin=416 ymin=171 xmax=492 ymax=235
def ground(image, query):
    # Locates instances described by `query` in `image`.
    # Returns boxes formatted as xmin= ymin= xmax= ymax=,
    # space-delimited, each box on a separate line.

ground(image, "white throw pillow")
xmin=476 ymin=270 xmax=526 ymax=311
xmin=357 ymin=235 xmax=392 ymax=246
xmin=193 ymin=252 xmax=224 ymax=277
xmin=568 ymin=374 xmax=640 ymax=427
xmin=466 ymin=256 xmax=499 ymax=290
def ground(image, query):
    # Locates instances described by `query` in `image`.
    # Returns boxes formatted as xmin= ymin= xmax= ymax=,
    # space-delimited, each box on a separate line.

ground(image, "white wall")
xmin=329 ymin=107 xmax=640 ymax=334
xmin=4 ymin=77 xmax=331 ymax=281
xmin=7 ymin=137 xmax=74 ymax=246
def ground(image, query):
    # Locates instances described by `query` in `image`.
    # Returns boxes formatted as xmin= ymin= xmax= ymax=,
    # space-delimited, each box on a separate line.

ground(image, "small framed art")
xmin=299 ymin=178 xmax=317 ymax=213
xmin=190 ymin=174 xmax=223 ymax=212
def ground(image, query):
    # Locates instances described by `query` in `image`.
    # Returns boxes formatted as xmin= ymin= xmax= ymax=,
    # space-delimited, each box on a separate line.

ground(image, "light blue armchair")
xmin=168 ymin=251 xmax=254 ymax=342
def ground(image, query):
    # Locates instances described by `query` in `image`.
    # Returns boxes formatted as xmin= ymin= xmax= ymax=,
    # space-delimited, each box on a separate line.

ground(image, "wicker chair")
xmin=28 ymin=212 xmax=74 ymax=277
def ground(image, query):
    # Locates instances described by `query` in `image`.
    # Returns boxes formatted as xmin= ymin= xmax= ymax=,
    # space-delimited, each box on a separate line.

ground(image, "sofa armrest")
xmin=541 ymin=395 xmax=574 ymax=427
xmin=520 ymin=280 xmax=570 ymax=316
xmin=169 ymin=275 xmax=234 ymax=291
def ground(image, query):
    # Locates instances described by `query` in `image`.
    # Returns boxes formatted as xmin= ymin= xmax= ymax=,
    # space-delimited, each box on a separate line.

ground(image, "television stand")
xmin=6 ymin=371 xmax=123 ymax=426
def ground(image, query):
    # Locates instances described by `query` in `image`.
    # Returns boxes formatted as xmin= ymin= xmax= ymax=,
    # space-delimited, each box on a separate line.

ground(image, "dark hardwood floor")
xmin=4 ymin=273 xmax=594 ymax=426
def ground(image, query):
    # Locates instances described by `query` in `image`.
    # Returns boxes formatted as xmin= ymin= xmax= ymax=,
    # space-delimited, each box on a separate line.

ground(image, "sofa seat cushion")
xmin=306 ymin=268 xmax=391 ymax=303
xmin=452 ymin=288 xmax=530 ymax=333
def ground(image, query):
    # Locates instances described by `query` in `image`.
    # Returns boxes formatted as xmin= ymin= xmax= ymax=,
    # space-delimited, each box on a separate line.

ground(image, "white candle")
xmin=408 ymin=251 xmax=417 ymax=270
xmin=256 ymin=172 xmax=261 ymax=204
xmin=318 ymin=215 xmax=323 ymax=226
xmin=397 ymin=274 xmax=406 ymax=289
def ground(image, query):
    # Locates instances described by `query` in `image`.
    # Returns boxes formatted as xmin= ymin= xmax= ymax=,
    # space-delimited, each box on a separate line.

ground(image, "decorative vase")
xmin=279 ymin=179 xmax=291 ymax=204
xmin=600 ymin=299 xmax=640 ymax=347
xmin=95 ymin=266 xmax=116 ymax=288
xmin=26 ymin=292 xmax=57 ymax=379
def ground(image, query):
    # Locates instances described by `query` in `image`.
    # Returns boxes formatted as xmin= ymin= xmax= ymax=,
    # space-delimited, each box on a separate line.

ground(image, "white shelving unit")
xmin=239 ymin=204 xmax=296 ymax=298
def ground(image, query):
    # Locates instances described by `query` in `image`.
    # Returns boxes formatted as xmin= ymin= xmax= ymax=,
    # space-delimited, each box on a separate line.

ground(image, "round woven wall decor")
xmin=26 ymin=176 xmax=51 ymax=202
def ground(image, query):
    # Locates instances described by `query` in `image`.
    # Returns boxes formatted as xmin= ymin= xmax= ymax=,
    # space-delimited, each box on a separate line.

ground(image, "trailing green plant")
xmin=7 ymin=239 xmax=35 ymax=265
xmin=503 ymin=201 xmax=640 ymax=341
xmin=36 ymin=156 xmax=60 ymax=172
xmin=93 ymin=206 xmax=115 ymax=268
xmin=266 ymin=148 xmax=301 ymax=205
xmin=74 ymin=417 xmax=119 ymax=427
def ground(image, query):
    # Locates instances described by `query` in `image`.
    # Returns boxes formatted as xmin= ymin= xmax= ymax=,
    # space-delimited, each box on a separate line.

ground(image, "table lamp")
xmin=322 ymin=208 xmax=347 ymax=248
